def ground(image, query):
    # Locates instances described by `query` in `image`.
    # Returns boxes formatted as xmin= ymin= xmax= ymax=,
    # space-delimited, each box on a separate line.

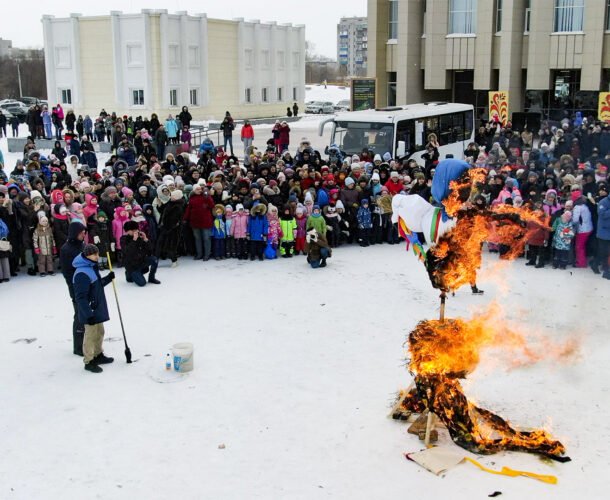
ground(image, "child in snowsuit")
xmin=305 ymin=228 xmax=332 ymax=268
xmin=142 ymin=204 xmax=158 ymax=246
xmin=526 ymin=202 xmax=549 ymax=268
xmin=306 ymin=204 xmax=327 ymax=237
xmin=295 ymin=205 xmax=308 ymax=255
xmin=230 ymin=204 xmax=249 ymax=259
xmin=552 ymin=211 xmax=575 ymax=269
xmin=335 ymin=200 xmax=350 ymax=245
xmin=266 ymin=204 xmax=283 ymax=253
xmin=279 ymin=204 xmax=297 ymax=257
xmin=33 ymin=215 xmax=56 ymax=276
xmin=247 ymin=203 xmax=269 ymax=261
xmin=371 ymin=195 xmax=383 ymax=244
xmin=211 ymin=204 xmax=227 ymax=259
xmin=90 ymin=210 xmax=113 ymax=270
xmin=357 ymin=199 xmax=373 ymax=247
xmin=323 ymin=205 xmax=341 ymax=247
xmin=224 ymin=205 xmax=235 ymax=258
xmin=52 ymin=203 xmax=70 ymax=252
xmin=111 ymin=206 xmax=130 ymax=265
xmin=131 ymin=206 xmax=151 ymax=239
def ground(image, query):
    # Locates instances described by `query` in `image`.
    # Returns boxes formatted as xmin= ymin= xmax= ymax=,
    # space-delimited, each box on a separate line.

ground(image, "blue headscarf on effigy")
xmin=431 ymin=158 xmax=471 ymax=221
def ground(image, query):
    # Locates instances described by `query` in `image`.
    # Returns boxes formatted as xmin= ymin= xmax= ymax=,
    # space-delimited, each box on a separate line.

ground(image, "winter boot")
xmin=27 ymin=268 xmax=36 ymax=276
xmin=526 ymin=260 xmax=536 ymax=266
xmin=84 ymin=363 xmax=103 ymax=373
xmin=591 ymin=264 xmax=600 ymax=275
xmin=125 ymin=272 xmax=133 ymax=283
xmin=93 ymin=353 xmax=114 ymax=364
xmin=603 ymin=271 xmax=610 ymax=280
xmin=148 ymin=276 xmax=161 ymax=284
xmin=471 ymin=285 xmax=484 ymax=295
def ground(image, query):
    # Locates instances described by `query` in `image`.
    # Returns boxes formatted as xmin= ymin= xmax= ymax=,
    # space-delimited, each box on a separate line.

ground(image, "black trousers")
xmin=71 ymin=299 xmax=85 ymax=355
xmin=592 ymin=238 xmax=610 ymax=273
xmin=235 ymin=238 xmax=248 ymax=258
xmin=249 ymin=240 xmax=265 ymax=259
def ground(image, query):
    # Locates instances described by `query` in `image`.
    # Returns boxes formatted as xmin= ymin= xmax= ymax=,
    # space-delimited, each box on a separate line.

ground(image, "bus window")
xmin=423 ymin=116 xmax=439 ymax=145
xmin=452 ymin=113 xmax=464 ymax=142
xmin=396 ymin=119 xmax=416 ymax=157
xmin=439 ymin=114 xmax=454 ymax=145
xmin=464 ymin=110 xmax=474 ymax=141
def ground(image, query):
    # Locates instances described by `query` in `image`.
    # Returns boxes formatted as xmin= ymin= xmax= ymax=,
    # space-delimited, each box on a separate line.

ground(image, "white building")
xmin=41 ymin=10 xmax=306 ymax=120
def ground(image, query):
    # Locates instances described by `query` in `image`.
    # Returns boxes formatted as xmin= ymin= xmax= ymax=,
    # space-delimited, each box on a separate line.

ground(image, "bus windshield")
xmin=333 ymin=121 xmax=394 ymax=156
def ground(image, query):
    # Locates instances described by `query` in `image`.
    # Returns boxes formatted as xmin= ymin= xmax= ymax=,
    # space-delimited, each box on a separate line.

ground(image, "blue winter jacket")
xmin=597 ymin=194 xmax=610 ymax=240
xmin=73 ymin=253 xmax=112 ymax=324
xmin=212 ymin=216 xmax=226 ymax=239
xmin=165 ymin=119 xmax=179 ymax=138
xmin=80 ymin=151 xmax=98 ymax=170
xmin=357 ymin=205 xmax=373 ymax=229
xmin=69 ymin=139 xmax=81 ymax=157
xmin=247 ymin=215 xmax=269 ymax=241
xmin=317 ymin=188 xmax=329 ymax=208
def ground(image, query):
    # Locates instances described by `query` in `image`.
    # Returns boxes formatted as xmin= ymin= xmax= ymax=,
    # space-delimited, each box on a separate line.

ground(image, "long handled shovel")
xmin=107 ymin=252 xmax=132 ymax=363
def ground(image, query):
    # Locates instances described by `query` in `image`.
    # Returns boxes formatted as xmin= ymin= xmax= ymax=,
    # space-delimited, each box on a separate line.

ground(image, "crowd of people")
xmin=1 ymin=106 xmax=609 ymax=288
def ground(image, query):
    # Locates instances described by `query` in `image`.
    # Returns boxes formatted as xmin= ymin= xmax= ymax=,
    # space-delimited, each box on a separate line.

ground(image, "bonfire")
xmin=393 ymin=165 xmax=571 ymax=461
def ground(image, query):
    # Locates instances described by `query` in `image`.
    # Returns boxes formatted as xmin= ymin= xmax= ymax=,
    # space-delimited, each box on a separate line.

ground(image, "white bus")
xmin=318 ymin=102 xmax=474 ymax=162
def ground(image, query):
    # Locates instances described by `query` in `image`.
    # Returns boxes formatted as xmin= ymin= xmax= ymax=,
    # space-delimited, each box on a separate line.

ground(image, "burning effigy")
xmin=390 ymin=159 xmax=570 ymax=461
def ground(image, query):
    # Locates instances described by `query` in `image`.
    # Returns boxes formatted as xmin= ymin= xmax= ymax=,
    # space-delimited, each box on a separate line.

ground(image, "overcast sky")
xmin=3 ymin=0 xmax=367 ymax=59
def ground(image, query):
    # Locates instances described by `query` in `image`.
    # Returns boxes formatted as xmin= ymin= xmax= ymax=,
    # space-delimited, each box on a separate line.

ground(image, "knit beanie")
xmin=83 ymin=244 xmax=99 ymax=256
xmin=170 ymin=190 xmax=184 ymax=201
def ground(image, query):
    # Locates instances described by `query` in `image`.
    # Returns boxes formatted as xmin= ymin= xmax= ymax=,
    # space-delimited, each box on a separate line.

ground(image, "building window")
xmin=126 ymin=44 xmax=143 ymax=67
xmin=188 ymin=46 xmax=199 ymax=67
xmin=169 ymin=88 xmax=178 ymax=107
xmin=245 ymin=49 xmax=253 ymax=70
xmin=292 ymin=52 xmax=299 ymax=69
xmin=245 ymin=88 xmax=252 ymax=104
xmin=524 ymin=0 xmax=531 ymax=33
xmin=293 ymin=87 xmax=297 ymax=101
xmin=554 ymin=0 xmax=584 ymax=32
xmin=423 ymin=0 xmax=427 ymax=36
xmin=131 ymin=89 xmax=144 ymax=106
xmin=262 ymin=50 xmax=271 ymax=68
xmin=277 ymin=87 xmax=283 ymax=102
xmin=495 ymin=0 xmax=503 ymax=32
xmin=607 ymin=0 xmax=610 ymax=30
xmin=277 ymin=50 xmax=285 ymax=69
xmin=388 ymin=0 xmax=398 ymax=39
xmin=387 ymin=72 xmax=397 ymax=107
xmin=54 ymin=47 xmax=71 ymax=68
xmin=449 ymin=0 xmax=477 ymax=34
xmin=262 ymin=87 xmax=269 ymax=103
xmin=189 ymin=88 xmax=199 ymax=106
xmin=169 ymin=44 xmax=180 ymax=67
xmin=59 ymin=88 xmax=72 ymax=105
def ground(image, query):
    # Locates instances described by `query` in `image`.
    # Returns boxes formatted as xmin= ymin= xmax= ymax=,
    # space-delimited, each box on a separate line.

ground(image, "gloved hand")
xmin=34 ymin=248 xmax=40 ymax=255
xmin=93 ymin=236 xmax=100 ymax=244
xmin=111 ymin=242 xmax=116 ymax=252
xmin=87 ymin=317 xmax=96 ymax=325
xmin=52 ymin=246 xmax=57 ymax=254
xmin=327 ymin=226 xmax=333 ymax=231
xmin=106 ymin=271 xmax=115 ymax=281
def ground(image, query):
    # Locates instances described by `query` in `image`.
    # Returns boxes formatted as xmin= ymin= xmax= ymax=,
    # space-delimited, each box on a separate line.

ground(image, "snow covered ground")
xmin=1 ymin=242 xmax=608 ymax=499
xmin=305 ymin=84 xmax=350 ymax=105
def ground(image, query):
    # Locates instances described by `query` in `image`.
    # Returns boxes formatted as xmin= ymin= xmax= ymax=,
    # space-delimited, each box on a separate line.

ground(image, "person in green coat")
xmin=306 ymin=204 xmax=327 ymax=236
xmin=279 ymin=204 xmax=297 ymax=257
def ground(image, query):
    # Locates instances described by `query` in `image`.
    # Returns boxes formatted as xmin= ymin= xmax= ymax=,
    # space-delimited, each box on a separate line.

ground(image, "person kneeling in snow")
xmin=305 ymin=228 xmax=331 ymax=268
xmin=73 ymin=244 xmax=115 ymax=373
xmin=120 ymin=221 xmax=160 ymax=286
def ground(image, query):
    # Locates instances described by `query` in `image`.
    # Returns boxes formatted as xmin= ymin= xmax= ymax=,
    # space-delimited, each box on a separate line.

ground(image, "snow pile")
xmin=305 ymin=84 xmax=350 ymax=104
xmin=1 ymin=243 xmax=608 ymax=498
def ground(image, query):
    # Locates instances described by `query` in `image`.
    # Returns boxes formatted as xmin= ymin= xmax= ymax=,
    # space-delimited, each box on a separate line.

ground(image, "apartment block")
xmin=368 ymin=0 xmax=610 ymax=121
xmin=337 ymin=17 xmax=368 ymax=76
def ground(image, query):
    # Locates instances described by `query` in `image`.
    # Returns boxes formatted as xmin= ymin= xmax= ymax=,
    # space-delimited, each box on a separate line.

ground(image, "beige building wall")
xmin=473 ymin=0 xmax=494 ymax=89
xmin=78 ymin=18 xmax=115 ymax=115
xmin=396 ymin=0 xmax=424 ymax=104
xmin=581 ymin=1 xmax=606 ymax=91
xmin=498 ymin=0 xmax=525 ymax=113
xmin=424 ymin=0 xmax=449 ymax=90
xmin=367 ymin=0 xmax=389 ymax=106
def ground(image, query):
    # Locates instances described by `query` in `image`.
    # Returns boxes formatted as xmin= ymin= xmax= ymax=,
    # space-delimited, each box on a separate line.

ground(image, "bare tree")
xmin=0 ymin=50 xmax=47 ymax=99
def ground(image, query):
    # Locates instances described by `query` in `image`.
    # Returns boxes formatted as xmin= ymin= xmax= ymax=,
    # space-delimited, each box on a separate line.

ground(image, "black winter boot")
xmin=93 ymin=353 xmax=114 ymax=364
xmin=84 ymin=363 xmax=103 ymax=373
xmin=471 ymin=285 xmax=484 ymax=295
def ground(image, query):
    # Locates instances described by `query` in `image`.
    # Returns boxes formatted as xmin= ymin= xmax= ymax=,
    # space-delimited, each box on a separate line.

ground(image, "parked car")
xmin=0 ymin=102 xmax=28 ymax=122
xmin=305 ymin=101 xmax=334 ymax=114
xmin=333 ymin=99 xmax=351 ymax=112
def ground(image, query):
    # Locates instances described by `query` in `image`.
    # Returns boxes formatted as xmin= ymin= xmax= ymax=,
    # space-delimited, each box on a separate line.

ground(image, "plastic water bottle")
xmin=165 ymin=352 xmax=171 ymax=370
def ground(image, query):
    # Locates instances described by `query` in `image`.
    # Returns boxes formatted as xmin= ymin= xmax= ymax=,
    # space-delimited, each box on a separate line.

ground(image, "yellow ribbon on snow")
xmin=464 ymin=457 xmax=558 ymax=484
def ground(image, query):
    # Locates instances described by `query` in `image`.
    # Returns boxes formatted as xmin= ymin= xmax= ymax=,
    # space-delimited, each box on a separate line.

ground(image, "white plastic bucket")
xmin=172 ymin=342 xmax=194 ymax=372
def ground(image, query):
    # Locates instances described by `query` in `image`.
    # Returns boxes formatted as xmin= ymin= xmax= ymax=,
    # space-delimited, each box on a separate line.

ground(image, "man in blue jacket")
xmin=73 ymin=244 xmax=115 ymax=373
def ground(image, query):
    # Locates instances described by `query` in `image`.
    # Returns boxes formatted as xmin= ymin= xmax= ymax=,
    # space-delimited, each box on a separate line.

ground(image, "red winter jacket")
xmin=384 ymin=178 xmax=403 ymax=196
xmin=279 ymin=125 xmax=290 ymax=145
xmin=241 ymin=125 xmax=254 ymax=139
xmin=183 ymin=194 xmax=215 ymax=229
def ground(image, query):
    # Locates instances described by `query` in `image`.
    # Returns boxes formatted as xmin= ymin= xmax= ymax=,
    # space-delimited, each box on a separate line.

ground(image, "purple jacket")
xmin=295 ymin=216 xmax=307 ymax=238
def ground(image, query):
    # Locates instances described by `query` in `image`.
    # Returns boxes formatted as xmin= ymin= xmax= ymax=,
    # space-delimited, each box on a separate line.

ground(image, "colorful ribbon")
xmin=397 ymin=216 xmax=426 ymax=263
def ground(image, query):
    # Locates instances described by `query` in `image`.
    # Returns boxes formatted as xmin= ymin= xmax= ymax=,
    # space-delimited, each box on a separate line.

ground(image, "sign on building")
xmin=489 ymin=91 xmax=509 ymax=126
xmin=598 ymin=92 xmax=610 ymax=123
xmin=351 ymin=78 xmax=377 ymax=111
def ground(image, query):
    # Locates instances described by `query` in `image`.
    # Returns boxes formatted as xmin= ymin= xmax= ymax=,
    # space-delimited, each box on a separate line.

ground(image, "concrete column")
xmin=178 ymin=12 xmax=189 ymax=109
xmin=424 ymin=0 xmax=450 ymax=90
xmin=498 ymin=0 xmax=525 ymax=112
xmin=253 ymin=22 xmax=261 ymax=104
xmin=396 ymin=0 xmax=424 ymax=104
xmin=581 ymin=1 xmax=606 ymax=90
xmin=142 ymin=11 xmax=154 ymax=111
xmin=270 ymin=22 xmax=278 ymax=104
xmin=526 ymin=0 xmax=553 ymax=90
xmin=473 ymin=0 xmax=494 ymax=90
xmin=367 ymin=0 xmax=388 ymax=106
xmin=110 ymin=11 xmax=124 ymax=108
xmin=70 ymin=14 xmax=83 ymax=108
xmin=236 ymin=19 xmax=245 ymax=104
xmin=42 ymin=16 xmax=56 ymax=106
xmin=297 ymin=25 xmax=306 ymax=103
xmin=197 ymin=14 xmax=210 ymax=107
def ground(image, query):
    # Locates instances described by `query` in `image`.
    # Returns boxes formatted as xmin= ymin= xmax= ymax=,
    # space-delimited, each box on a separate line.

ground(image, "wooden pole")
xmin=424 ymin=411 xmax=435 ymax=447
xmin=439 ymin=291 xmax=446 ymax=323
